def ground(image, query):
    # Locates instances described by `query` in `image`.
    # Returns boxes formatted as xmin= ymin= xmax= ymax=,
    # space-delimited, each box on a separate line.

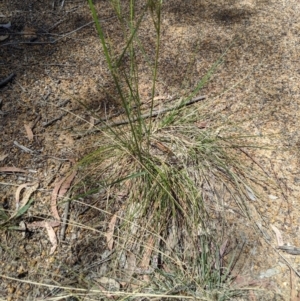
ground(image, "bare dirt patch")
xmin=0 ymin=0 xmax=300 ymax=300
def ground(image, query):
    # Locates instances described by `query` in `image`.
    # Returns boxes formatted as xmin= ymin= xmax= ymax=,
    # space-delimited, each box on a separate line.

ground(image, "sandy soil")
xmin=0 ymin=0 xmax=300 ymax=300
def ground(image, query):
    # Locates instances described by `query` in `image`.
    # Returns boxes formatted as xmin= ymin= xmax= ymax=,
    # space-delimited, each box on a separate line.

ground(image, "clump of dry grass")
xmin=0 ymin=1 xmax=272 ymax=300
xmin=72 ymin=104 xmax=272 ymax=301
xmin=53 ymin=0 xmax=276 ymax=300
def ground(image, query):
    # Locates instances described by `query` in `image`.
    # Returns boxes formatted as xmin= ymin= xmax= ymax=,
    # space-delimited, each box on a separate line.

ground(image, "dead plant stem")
xmin=72 ymin=95 xmax=206 ymax=138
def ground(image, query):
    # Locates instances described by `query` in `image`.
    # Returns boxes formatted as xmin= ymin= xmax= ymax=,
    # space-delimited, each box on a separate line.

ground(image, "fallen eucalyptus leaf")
xmin=24 ymin=123 xmax=34 ymax=141
xmin=270 ymin=224 xmax=284 ymax=247
xmin=45 ymin=222 xmax=58 ymax=255
xmin=0 ymin=167 xmax=27 ymax=173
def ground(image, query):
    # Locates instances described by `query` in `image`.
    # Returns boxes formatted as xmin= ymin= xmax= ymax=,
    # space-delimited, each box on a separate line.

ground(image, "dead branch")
xmin=73 ymin=95 xmax=206 ymax=139
xmin=0 ymin=73 xmax=15 ymax=88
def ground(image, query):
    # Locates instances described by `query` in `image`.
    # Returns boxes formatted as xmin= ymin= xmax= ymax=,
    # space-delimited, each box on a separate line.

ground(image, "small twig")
xmin=60 ymin=198 xmax=70 ymax=241
xmin=277 ymin=245 xmax=300 ymax=255
xmin=1 ymin=41 xmax=57 ymax=47
xmin=43 ymin=112 xmax=67 ymax=127
xmin=13 ymin=141 xmax=35 ymax=154
xmin=0 ymin=73 xmax=15 ymax=88
xmin=14 ymin=80 xmax=27 ymax=92
xmin=31 ymin=115 xmax=41 ymax=129
xmin=57 ymin=99 xmax=70 ymax=107
xmin=60 ymin=0 xmax=66 ymax=10
xmin=73 ymin=95 xmax=206 ymax=138
xmin=93 ymin=109 xmax=125 ymax=126
xmin=139 ymin=94 xmax=206 ymax=117
xmin=42 ymin=156 xmax=70 ymax=161
xmin=0 ymin=17 xmax=117 ymax=48
xmin=42 ymin=91 xmax=51 ymax=101
xmin=237 ymin=148 xmax=269 ymax=177
xmin=48 ymin=18 xmax=67 ymax=31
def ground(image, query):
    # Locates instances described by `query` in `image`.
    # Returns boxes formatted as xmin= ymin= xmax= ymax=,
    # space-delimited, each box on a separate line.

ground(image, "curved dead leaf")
xmin=15 ymin=183 xmax=30 ymax=210
xmin=0 ymin=167 xmax=27 ymax=173
xmin=106 ymin=213 xmax=118 ymax=250
xmin=271 ymin=224 xmax=284 ymax=247
xmin=26 ymin=220 xmax=60 ymax=230
xmin=51 ymin=170 xmax=76 ymax=221
xmin=10 ymin=182 xmax=39 ymax=220
xmin=140 ymin=236 xmax=154 ymax=269
xmin=19 ymin=182 xmax=39 ymax=209
xmin=45 ymin=222 xmax=58 ymax=255
xmin=51 ymin=177 xmax=65 ymax=220
xmin=59 ymin=171 xmax=77 ymax=197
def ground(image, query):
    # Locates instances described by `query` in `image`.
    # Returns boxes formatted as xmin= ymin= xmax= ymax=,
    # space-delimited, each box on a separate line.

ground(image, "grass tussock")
xmin=0 ymin=1 xmax=271 ymax=300
xmin=54 ymin=1 xmax=273 ymax=300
